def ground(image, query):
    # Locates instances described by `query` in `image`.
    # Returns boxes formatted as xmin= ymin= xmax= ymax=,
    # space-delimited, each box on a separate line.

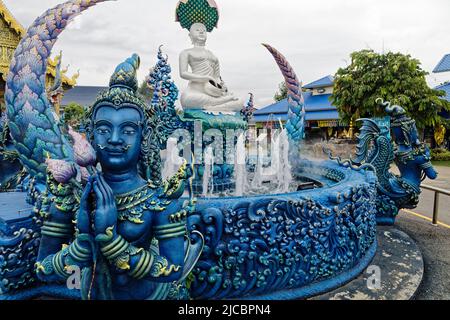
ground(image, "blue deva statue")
xmin=34 ymin=54 xmax=199 ymax=300
xmin=2 ymin=0 xmax=201 ymax=299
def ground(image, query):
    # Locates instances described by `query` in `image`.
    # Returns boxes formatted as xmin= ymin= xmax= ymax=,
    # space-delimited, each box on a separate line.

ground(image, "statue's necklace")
xmin=114 ymin=182 xmax=169 ymax=224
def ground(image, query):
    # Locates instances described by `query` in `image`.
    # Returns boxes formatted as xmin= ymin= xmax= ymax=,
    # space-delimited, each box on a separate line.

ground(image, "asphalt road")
xmin=395 ymin=165 xmax=450 ymax=300
xmin=408 ymin=165 xmax=450 ymax=226
xmin=396 ymin=211 xmax=450 ymax=300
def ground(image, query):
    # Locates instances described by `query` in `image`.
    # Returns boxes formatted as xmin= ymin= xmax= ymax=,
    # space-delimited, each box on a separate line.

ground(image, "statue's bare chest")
xmin=188 ymin=49 xmax=218 ymax=65
xmin=113 ymin=184 xmax=164 ymax=244
xmin=117 ymin=212 xmax=152 ymax=244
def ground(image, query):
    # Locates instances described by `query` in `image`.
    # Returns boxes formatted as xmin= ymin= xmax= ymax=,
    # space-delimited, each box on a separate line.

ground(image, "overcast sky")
xmin=4 ymin=0 xmax=450 ymax=108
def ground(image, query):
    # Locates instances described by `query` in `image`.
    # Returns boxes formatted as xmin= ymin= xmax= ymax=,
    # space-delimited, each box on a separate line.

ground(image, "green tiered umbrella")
xmin=176 ymin=0 xmax=219 ymax=32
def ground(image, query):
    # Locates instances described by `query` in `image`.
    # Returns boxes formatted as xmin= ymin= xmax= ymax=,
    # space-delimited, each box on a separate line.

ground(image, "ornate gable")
xmin=0 ymin=1 xmax=78 ymax=87
xmin=0 ymin=1 xmax=24 ymax=80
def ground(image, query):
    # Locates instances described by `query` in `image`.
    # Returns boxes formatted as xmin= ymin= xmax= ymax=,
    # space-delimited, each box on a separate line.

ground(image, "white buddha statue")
xmin=179 ymin=22 xmax=244 ymax=113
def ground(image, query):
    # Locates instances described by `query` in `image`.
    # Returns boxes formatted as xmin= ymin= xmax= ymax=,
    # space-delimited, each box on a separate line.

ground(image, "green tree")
xmin=274 ymin=82 xmax=288 ymax=102
xmin=331 ymin=49 xmax=450 ymax=130
xmin=63 ymin=102 xmax=85 ymax=129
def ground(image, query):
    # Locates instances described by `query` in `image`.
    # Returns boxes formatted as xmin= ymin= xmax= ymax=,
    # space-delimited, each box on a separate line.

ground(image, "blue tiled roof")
xmin=435 ymin=82 xmax=450 ymax=101
xmin=253 ymin=92 xmax=338 ymax=123
xmin=303 ymin=75 xmax=334 ymax=89
xmin=253 ymin=99 xmax=288 ymax=116
xmin=435 ymin=83 xmax=450 ymax=119
xmin=62 ymin=86 xmax=108 ymax=107
xmin=253 ymin=113 xmax=288 ymax=123
xmin=304 ymin=93 xmax=335 ymax=111
xmin=433 ymin=54 xmax=450 ymax=73
xmin=305 ymin=110 xmax=339 ymax=121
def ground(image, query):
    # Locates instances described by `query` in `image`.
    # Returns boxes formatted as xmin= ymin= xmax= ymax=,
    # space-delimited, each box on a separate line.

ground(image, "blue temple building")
xmin=433 ymin=54 xmax=450 ymax=119
xmin=433 ymin=54 xmax=450 ymax=74
xmin=253 ymin=75 xmax=350 ymax=140
xmin=433 ymin=54 xmax=450 ymax=149
xmin=434 ymin=82 xmax=450 ymax=116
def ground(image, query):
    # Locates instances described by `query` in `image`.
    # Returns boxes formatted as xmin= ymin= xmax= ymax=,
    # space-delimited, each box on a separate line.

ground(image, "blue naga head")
xmin=86 ymin=54 xmax=155 ymax=177
xmin=385 ymin=104 xmax=421 ymax=150
xmin=383 ymin=101 xmax=438 ymax=181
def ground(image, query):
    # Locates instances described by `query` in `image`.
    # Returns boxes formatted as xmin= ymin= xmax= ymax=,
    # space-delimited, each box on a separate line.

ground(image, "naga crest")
xmin=380 ymin=100 xmax=438 ymax=182
xmin=5 ymin=0 xmax=111 ymax=184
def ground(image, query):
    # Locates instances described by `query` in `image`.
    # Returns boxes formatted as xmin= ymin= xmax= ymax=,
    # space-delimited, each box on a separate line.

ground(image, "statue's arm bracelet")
xmin=51 ymin=248 xmax=70 ymax=278
xmin=129 ymin=250 xmax=154 ymax=279
xmin=68 ymin=237 xmax=94 ymax=262
xmin=36 ymin=236 xmax=93 ymax=280
xmin=100 ymin=235 xmax=130 ymax=260
xmin=41 ymin=221 xmax=73 ymax=239
xmin=98 ymin=232 xmax=180 ymax=279
xmin=129 ymin=250 xmax=180 ymax=279
xmin=153 ymin=221 xmax=186 ymax=241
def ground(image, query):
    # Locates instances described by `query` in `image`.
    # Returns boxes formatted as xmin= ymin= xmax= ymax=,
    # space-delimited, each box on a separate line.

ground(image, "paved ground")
xmin=428 ymin=165 xmax=450 ymax=189
xmin=390 ymin=165 xmax=450 ymax=226
xmin=380 ymin=164 xmax=450 ymax=299
xmin=313 ymin=226 xmax=423 ymax=300
xmin=396 ymin=211 xmax=450 ymax=300
xmin=0 ymin=165 xmax=449 ymax=300
xmin=414 ymin=165 xmax=450 ymax=225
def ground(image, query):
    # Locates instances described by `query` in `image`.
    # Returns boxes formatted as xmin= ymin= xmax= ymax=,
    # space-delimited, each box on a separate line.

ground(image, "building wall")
xmin=309 ymin=86 xmax=333 ymax=96
xmin=0 ymin=14 xmax=21 ymax=106
xmin=0 ymin=16 xmax=20 ymax=78
xmin=0 ymin=4 xmax=77 ymax=115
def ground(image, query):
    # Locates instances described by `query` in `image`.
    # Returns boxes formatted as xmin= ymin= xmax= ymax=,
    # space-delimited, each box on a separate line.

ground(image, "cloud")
xmin=4 ymin=0 xmax=450 ymax=108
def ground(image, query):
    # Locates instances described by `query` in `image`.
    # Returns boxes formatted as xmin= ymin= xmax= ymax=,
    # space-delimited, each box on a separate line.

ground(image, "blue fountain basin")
xmin=0 ymin=160 xmax=378 ymax=300
xmin=186 ymin=159 xmax=378 ymax=299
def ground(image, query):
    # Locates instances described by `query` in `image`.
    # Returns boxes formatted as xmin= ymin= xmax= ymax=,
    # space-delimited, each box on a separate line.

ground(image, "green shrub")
xmin=431 ymin=148 xmax=450 ymax=161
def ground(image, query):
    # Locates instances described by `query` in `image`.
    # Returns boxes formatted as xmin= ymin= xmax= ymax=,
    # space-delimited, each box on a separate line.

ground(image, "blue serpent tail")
xmin=5 ymin=0 xmax=110 ymax=183
xmin=262 ymin=44 xmax=305 ymax=155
